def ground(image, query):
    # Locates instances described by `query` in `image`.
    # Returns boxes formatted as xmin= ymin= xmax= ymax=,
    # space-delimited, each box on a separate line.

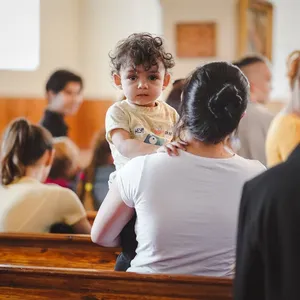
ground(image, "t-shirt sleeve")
xmin=165 ymin=104 xmax=180 ymax=141
xmin=105 ymin=104 xmax=130 ymax=143
xmin=115 ymin=156 xmax=145 ymax=208
xmin=173 ymin=109 xmax=180 ymax=123
xmin=56 ymin=189 xmax=87 ymax=225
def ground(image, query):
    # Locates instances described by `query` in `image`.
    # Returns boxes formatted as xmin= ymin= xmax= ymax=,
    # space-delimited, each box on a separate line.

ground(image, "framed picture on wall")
xmin=176 ymin=23 xmax=217 ymax=58
xmin=237 ymin=0 xmax=273 ymax=60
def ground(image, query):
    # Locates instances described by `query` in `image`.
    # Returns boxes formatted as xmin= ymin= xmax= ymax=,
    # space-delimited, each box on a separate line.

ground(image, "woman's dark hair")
xmin=166 ymin=79 xmax=185 ymax=113
xmin=177 ymin=62 xmax=249 ymax=144
xmin=109 ymin=33 xmax=175 ymax=75
xmin=0 ymin=118 xmax=53 ymax=185
xmin=46 ymin=69 xmax=83 ymax=94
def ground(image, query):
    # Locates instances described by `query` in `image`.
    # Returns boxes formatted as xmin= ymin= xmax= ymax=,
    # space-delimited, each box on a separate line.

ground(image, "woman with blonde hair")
xmin=46 ymin=137 xmax=80 ymax=189
xmin=266 ymin=51 xmax=300 ymax=167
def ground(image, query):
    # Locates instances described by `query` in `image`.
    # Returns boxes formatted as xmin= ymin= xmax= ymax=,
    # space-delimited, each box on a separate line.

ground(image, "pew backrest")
xmin=0 ymin=264 xmax=233 ymax=300
xmin=0 ymin=232 xmax=119 ymax=270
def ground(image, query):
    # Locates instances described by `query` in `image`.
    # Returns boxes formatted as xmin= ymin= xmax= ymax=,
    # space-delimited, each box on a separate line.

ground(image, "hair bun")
xmin=208 ymin=84 xmax=243 ymax=120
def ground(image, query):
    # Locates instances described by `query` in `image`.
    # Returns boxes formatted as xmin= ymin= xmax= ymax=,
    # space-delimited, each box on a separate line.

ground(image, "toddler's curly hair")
xmin=109 ymin=33 xmax=175 ymax=75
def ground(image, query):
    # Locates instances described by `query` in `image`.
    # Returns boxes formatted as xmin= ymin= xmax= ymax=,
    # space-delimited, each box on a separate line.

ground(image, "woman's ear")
xmin=46 ymin=90 xmax=55 ymax=102
xmin=162 ymin=73 xmax=171 ymax=90
xmin=46 ymin=149 xmax=56 ymax=167
xmin=113 ymin=74 xmax=122 ymax=89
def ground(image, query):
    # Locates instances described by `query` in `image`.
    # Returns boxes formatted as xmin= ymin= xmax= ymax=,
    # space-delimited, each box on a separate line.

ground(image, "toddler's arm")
xmin=111 ymin=129 xmax=187 ymax=158
xmin=111 ymin=128 xmax=159 ymax=158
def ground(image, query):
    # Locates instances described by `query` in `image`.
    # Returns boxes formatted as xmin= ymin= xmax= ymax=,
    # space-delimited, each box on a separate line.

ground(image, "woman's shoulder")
xmin=43 ymin=184 xmax=82 ymax=208
xmin=269 ymin=114 xmax=300 ymax=139
xmin=273 ymin=113 xmax=300 ymax=126
xmin=121 ymin=155 xmax=147 ymax=172
xmin=233 ymin=155 xmax=267 ymax=173
xmin=44 ymin=183 xmax=77 ymax=197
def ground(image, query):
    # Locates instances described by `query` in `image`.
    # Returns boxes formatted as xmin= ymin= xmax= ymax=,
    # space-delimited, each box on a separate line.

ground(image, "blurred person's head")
xmin=166 ymin=79 xmax=185 ymax=113
xmin=287 ymin=50 xmax=300 ymax=90
xmin=110 ymin=33 xmax=174 ymax=107
xmin=233 ymin=55 xmax=271 ymax=104
xmin=46 ymin=69 xmax=84 ymax=115
xmin=49 ymin=137 xmax=80 ymax=180
xmin=77 ymin=131 xmax=114 ymax=208
xmin=85 ymin=131 xmax=113 ymax=181
xmin=177 ymin=62 xmax=249 ymax=145
xmin=284 ymin=50 xmax=300 ymax=114
xmin=0 ymin=118 xmax=54 ymax=185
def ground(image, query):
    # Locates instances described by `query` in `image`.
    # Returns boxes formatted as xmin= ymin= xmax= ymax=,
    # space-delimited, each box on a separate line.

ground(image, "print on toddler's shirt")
xmin=134 ymin=126 xmax=145 ymax=136
xmin=144 ymin=134 xmax=165 ymax=146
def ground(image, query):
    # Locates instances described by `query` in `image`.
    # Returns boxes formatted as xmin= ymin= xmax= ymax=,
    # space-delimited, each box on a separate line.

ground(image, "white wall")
xmin=0 ymin=0 xmax=162 ymax=99
xmin=161 ymin=0 xmax=237 ymax=81
xmin=79 ymin=0 xmax=162 ymax=99
xmin=0 ymin=0 xmax=298 ymax=101
xmin=0 ymin=0 xmax=81 ymax=97
xmin=271 ymin=0 xmax=300 ymax=101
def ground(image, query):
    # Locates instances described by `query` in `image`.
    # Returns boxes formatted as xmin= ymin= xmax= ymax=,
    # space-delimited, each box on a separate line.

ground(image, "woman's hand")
xmin=156 ymin=141 xmax=188 ymax=156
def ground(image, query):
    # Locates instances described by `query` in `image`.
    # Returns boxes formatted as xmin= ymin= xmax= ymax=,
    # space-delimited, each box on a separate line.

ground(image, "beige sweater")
xmin=237 ymin=103 xmax=274 ymax=166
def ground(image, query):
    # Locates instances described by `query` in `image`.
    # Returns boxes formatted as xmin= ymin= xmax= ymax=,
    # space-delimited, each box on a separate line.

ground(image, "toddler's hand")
xmin=156 ymin=141 xmax=188 ymax=156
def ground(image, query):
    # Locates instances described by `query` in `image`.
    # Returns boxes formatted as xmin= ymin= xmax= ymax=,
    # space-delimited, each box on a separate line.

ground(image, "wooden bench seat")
xmin=0 ymin=232 xmax=119 ymax=270
xmin=0 ymin=264 xmax=233 ymax=299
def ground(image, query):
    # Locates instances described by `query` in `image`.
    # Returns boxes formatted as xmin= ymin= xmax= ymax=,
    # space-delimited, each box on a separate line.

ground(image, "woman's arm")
xmin=91 ymin=180 xmax=134 ymax=247
xmin=58 ymin=189 xmax=91 ymax=234
xmin=72 ymin=217 xmax=91 ymax=234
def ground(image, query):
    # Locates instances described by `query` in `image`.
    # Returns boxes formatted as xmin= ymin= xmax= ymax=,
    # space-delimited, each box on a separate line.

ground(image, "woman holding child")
xmin=92 ymin=53 xmax=265 ymax=275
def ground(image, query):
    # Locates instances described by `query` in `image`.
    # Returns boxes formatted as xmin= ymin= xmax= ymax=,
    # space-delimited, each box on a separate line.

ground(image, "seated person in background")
xmin=165 ymin=78 xmax=185 ymax=113
xmin=40 ymin=69 xmax=84 ymax=137
xmin=91 ymin=62 xmax=265 ymax=276
xmin=105 ymin=33 xmax=184 ymax=271
xmin=78 ymin=131 xmax=115 ymax=211
xmin=266 ymin=51 xmax=300 ymax=167
xmin=0 ymin=118 xmax=90 ymax=234
xmin=233 ymin=55 xmax=274 ymax=165
xmin=45 ymin=137 xmax=80 ymax=190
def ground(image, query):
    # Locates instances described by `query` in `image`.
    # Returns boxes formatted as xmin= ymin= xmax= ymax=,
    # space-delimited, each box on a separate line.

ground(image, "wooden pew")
xmin=87 ymin=210 xmax=97 ymax=225
xmin=0 ymin=265 xmax=233 ymax=299
xmin=0 ymin=233 xmax=119 ymax=270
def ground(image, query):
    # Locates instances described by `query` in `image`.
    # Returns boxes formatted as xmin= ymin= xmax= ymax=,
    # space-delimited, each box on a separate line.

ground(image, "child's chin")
xmin=133 ymin=98 xmax=156 ymax=106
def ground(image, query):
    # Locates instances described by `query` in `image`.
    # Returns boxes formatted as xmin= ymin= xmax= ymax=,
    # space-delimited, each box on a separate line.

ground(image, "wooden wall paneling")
xmin=0 ymin=98 xmax=114 ymax=149
xmin=66 ymin=99 xmax=113 ymax=148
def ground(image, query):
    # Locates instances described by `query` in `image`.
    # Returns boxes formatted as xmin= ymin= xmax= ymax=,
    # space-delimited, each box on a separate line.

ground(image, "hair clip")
xmin=84 ymin=182 xmax=93 ymax=192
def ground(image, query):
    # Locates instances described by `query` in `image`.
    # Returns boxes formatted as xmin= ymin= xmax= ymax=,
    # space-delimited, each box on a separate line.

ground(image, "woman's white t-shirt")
xmin=0 ymin=177 xmax=86 ymax=232
xmin=116 ymin=150 xmax=265 ymax=276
